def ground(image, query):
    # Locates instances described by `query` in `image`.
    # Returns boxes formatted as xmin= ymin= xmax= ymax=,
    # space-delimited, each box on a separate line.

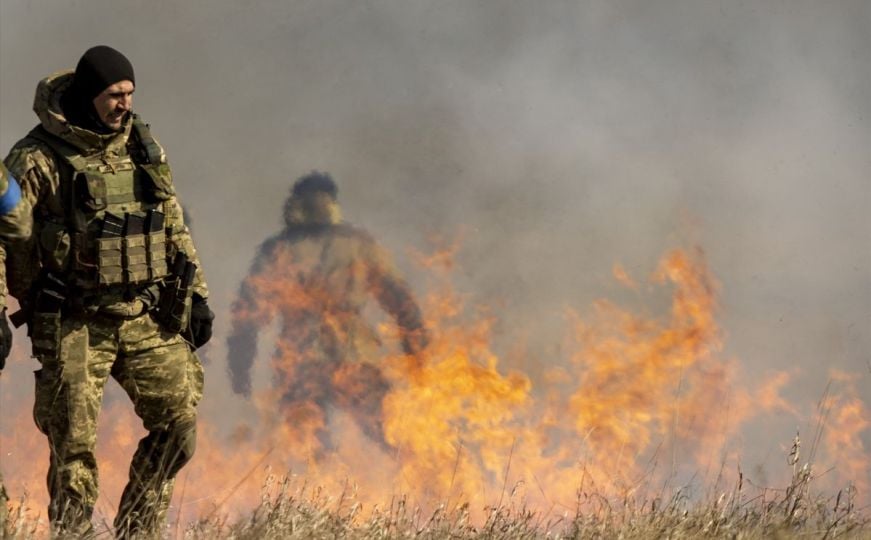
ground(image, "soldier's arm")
xmin=0 ymin=149 xmax=42 ymax=363
xmin=226 ymin=285 xmax=258 ymax=398
xmin=0 ymin=243 xmax=8 ymax=367
xmin=366 ymin=240 xmax=428 ymax=354
xmin=0 ymin=244 xmax=7 ymax=311
xmin=4 ymin=141 xmax=55 ymax=210
xmin=0 ymin=244 xmax=15 ymax=369
xmin=0 ymin=163 xmax=33 ymax=309
xmin=226 ymin=239 xmax=280 ymax=397
xmin=0 ymin=164 xmax=33 ymax=242
xmin=3 ymin=142 xmax=54 ymax=302
xmin=133 ymin=119 xmax=209 ymax=300
xmin=164 ymin=196 xmax=209 ymax=300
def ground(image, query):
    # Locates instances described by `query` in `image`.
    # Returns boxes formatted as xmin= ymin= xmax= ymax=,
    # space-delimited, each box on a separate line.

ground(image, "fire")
xmin=1 ymin=242 xmax=868 ymax=534
xmin=817 ymin=372 xmax=870 ymax=499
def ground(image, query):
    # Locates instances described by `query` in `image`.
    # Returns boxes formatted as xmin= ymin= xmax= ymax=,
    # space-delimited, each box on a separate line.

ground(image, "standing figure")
xmin=227 ymin=171 xmax=427 ymax=453
xmin=0 ymin=161 xmax=32 ymax=530
xmin=3 ymin=46 xmax=213 ymax=537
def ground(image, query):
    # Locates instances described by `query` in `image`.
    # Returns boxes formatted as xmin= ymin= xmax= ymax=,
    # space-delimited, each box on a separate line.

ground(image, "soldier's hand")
xmin=0 ymin=309 xmax=13 ymax=369
xmin=231 ymin=374 xmax=252 ymax=398
xmin=187 ymin=296 xmax=215 ymax=349
xmin=227 ymin=328 xmax=256 ymax=398
xmin=401 ymin=328 xmax=430 ymax=356
xmin=401 ymin=328 xmax=430 ymax=386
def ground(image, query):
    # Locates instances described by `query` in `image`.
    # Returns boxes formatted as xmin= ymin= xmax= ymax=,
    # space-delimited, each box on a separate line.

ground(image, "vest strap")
xmin=131 ymin=115 xmax=165 ymax=165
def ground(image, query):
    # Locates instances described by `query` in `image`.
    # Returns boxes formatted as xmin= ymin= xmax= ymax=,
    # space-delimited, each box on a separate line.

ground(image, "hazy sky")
xmin=1 ymin=0 xmax=868 ymax=464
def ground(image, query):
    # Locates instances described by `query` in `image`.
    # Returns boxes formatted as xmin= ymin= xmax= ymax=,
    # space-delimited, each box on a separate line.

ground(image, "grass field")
xmin=4 ymin=460 xmax=868 ymax=539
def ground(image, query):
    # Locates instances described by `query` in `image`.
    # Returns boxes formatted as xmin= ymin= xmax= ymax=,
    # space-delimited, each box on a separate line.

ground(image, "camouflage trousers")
xmin=0 ymin=470 xmax=7 ymax=532
xmin=276 ymin=352 xmax=390 ymax=453
xmin=32 ymin=310 xmax=203 ymax=538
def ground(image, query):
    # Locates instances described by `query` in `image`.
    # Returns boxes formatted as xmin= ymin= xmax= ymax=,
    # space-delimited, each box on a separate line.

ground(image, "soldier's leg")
xmin=111 ymin=314 xmax=202 ymax=538
xmin=278 ymin=353 xmax=335 ymax=455
xmin=332 ymin=362 xmax=391 ymax=450
xmin=0 ymin=470 xmax=8 ymax=532
xmin=31 ymin=316 xmax=116 ymax=535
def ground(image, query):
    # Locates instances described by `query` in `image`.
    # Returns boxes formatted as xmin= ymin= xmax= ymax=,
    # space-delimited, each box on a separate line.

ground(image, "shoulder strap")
xmin=26 ymin=125 xmax=89 ymax=172
xmin=25 ymin=127 xmax=90 ymax=276
xmin=130 ymin=115 xmax=165 ymax=165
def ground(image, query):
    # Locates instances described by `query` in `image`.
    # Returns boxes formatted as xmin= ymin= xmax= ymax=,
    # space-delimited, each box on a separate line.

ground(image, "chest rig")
xmin=28 ymin=116 xmax=172 ymax=291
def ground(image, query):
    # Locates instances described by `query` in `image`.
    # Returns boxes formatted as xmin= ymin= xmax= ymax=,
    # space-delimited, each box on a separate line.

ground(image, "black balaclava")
xmin=61 ymin=45 xmax=135 ymax=133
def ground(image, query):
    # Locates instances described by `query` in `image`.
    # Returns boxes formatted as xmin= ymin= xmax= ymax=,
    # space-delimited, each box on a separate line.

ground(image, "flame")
xmin=815 ymin=371 xmax=870 ymax=498
xmin=1 ymin=242 xmax=868 ymax=534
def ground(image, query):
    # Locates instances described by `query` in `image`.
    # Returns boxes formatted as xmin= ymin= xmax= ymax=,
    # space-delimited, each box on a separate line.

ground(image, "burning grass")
xmin=1 ymin=243 xmax=869 ymax=538
xmin=6 ymin=455 xmax=867 ymax=539
xmin=182 ymin=455 xmax=869 ymax=539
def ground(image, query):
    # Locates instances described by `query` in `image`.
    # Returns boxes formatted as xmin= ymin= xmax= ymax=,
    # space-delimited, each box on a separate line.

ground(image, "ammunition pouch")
xmin=97 ymin=209 xmax=168 ymax=287
xmin=153 ymin=251 xmax=197 ymax=334
xmin=38 ymin=220 xmax=72 ymax=273
xmin=29 ymin=274 xmax=67 ymax=359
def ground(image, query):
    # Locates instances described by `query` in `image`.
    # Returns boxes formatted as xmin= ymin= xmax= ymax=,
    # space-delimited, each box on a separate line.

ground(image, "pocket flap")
xmin=76 ymin=172 xmax=108 ymax=212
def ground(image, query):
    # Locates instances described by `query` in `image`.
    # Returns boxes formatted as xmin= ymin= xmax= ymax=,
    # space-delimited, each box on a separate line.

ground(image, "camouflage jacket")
xmin=3 ymin=71 xmax=208 ymax=304
xmin=0 ymin=162 xmax=33 ymax=309
xmin=227 ymin=212 xmax=426 ymax=393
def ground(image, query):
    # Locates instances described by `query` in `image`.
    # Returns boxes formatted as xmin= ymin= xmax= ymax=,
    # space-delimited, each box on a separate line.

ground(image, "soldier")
xmin=227 ymin=171 xmax=428 ymax=453
xmin=0 ymin=161 xmax=33 ymax=531
xmin=0 ymin=163 xmax=32 ymax=364
xmin=3 ymin=46 xmax=213 ymax=537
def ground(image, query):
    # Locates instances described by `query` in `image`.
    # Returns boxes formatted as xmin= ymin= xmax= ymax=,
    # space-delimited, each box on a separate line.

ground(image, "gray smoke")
xmin=1 ymin=0 xmax=868 ymax=476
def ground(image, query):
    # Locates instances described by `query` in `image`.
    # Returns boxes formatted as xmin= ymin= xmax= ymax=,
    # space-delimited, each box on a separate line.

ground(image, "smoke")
xmin=1 ymin=0 xmax=868 ymax=507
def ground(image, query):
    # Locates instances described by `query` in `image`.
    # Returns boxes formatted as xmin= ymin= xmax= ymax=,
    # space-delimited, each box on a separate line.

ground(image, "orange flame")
xmin=1 ymin=242 xmax=868 ymax=533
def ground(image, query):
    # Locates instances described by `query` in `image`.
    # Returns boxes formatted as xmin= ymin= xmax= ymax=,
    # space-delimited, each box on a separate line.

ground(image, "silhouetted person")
xmin=227 ymin=171 xmax=427 ymax=452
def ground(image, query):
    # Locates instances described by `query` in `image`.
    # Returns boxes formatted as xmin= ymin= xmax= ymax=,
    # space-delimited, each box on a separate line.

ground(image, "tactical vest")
xmin=28 ymin=116 xmax=172 ymax=290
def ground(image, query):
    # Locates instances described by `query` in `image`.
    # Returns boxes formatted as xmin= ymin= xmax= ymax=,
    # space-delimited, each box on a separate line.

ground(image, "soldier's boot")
xmin=48 ymin=493 xmax=96 ymax=539
xmin=44 ymin=450 xmax=100 ymax=538
xmin=115 ymin=479 xmax=175 ymax=540
xmin=114 ymin=419 xmax=196 ymax=539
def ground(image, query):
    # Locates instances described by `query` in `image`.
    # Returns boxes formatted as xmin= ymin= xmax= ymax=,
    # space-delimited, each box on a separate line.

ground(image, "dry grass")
xmin=3 ymin=460 xmax=868 ymax=539
xmin=178 ymin=474 xmax=868 ymax=540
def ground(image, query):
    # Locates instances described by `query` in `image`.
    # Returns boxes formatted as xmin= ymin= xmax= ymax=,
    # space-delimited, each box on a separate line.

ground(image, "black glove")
xmin=0 ymin=309 xmax=12 ymax=370
xmin=186 ymin=296 xmax=214 ymax=349
xmin=227 ymin=326 xmax=256 ymax=398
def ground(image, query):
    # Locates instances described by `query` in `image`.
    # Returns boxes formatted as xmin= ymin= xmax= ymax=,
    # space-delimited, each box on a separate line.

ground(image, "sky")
xmin=1 ymin=0 xmax=868 ymax=487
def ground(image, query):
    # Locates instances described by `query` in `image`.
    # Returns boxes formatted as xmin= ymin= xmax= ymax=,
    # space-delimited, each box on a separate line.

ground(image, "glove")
xmin=186 ymin=296 xmax=214 ymax=349
xmin=0 ymin=309 xmax=12 ymax=370
xmin=401 ymin=327 xmax=430 ymax=356
xmin=401 ymin=328 xmax=430 ymax=385
xmin=227 ymin=326 xmax=256 ymax=398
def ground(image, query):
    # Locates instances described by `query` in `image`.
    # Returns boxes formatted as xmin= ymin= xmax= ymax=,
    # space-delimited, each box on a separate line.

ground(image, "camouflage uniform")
xmin=227 ymin=173 xmax=426 ymax=451
xmin=0 ymin=162 xmax=32 ymax=532
xmin=3 ymin=70 xmax=208 ymax=537
xmin=0 ymin=162 xmax=33 ymax=305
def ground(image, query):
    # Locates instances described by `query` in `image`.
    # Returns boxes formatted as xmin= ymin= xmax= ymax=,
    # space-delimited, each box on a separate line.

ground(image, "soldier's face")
xmin=92 ymin=80 xmax=135 ymax=131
